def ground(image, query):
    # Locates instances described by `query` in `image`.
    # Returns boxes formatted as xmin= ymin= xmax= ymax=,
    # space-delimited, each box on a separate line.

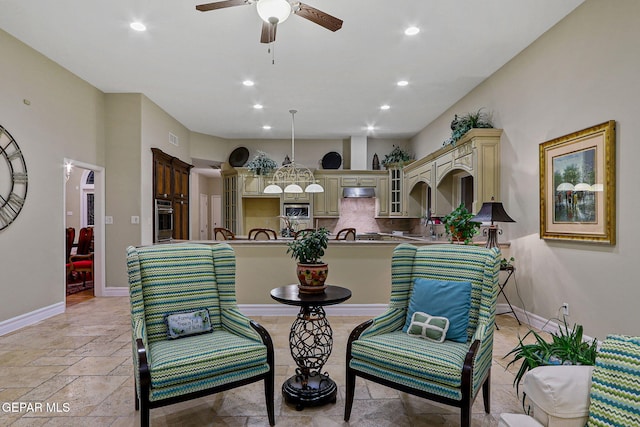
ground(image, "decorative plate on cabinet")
xmin=321 ymin=151 xmax=342 ymax=169
xmin=229 ymin=147 xmax=249 ymax=167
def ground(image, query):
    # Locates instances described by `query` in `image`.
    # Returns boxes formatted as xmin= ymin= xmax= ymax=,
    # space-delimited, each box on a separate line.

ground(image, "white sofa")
xmin=498 ymin=365 xmax=594 ymax=427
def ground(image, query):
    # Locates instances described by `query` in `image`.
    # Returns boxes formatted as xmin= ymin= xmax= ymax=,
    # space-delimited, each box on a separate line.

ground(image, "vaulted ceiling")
xmin=0 ymin=0 xmax=583 ymax=139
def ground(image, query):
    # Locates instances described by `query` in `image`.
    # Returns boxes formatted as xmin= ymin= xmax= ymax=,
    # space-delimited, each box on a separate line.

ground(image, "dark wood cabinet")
xmin=154 ymin=152 xmax=173 ymax=199
xmin=152 ymin=148 xmax=193 ymax=241
xmin=173 ymin=160 xmax=190 ymax=200
xmin=172 ymin=199 xmax=189 ymax=240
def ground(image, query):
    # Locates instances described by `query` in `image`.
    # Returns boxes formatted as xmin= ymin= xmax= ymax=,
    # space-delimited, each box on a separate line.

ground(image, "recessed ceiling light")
xmin=130 ymin=22 xmax=147 ymax=32
xmin=397 ymin=80 xmax=409 ymax=87
xmin=380 ymin=104 xmax=390 ymax=110
xmin=253 ymin=104 xmax=263 ymax=109
xmin=243 ymin=80 xmax=255 ymax=87
xmin=262 ymin=125 xmax=271 ymax=130
xmin=404 ymin=26 xmax=420 ymax=36
xmin=367 ymin=125 xmax=375 ymax=131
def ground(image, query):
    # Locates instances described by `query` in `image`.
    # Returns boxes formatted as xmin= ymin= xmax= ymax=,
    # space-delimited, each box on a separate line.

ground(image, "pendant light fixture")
xmin=263 ymin=110 xmax=324 ymax=194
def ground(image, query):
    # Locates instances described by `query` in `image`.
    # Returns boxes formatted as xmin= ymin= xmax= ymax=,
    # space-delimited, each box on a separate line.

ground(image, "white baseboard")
xmin=496 ymin=303 xmax=597 ymax=345
xmin=238 ymin=303 xmax=388 ymax=317
xmin=100 ymin=287 xmax=129 ymax=297
xmin=0 ymin=302 xmax=65 ymax=336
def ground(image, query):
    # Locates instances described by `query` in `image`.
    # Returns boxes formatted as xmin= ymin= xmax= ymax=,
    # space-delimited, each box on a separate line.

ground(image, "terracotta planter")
xmin=296 ymin=262 xmax=328 ymax=293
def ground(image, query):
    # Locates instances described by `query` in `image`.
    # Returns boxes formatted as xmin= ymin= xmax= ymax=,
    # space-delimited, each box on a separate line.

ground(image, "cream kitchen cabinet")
xmin=282 ymin=191 xmax=311 ymax=202
xmin=313 ymin=175 xmax=340 ymax=217
xmin=389 ymin=167 xmax=406 ymax=216
xmin=402 ymin=128 xmax=502 ymax=217
xmin=376 ymin=175 xmax=389 ymax=216
xmin=340 ymin=175 xmax=377 ymax=188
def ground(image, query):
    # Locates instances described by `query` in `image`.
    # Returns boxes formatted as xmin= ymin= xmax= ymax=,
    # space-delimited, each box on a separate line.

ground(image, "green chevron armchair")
xmin=345 ymin=243 xmax=500 ymax=427
xmin=127 ymin=243 xmax=275 ymax=427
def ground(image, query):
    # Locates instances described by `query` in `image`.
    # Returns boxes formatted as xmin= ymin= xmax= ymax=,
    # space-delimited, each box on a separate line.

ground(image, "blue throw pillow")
xmin=402 ymin=278 xmax=472 ymax=343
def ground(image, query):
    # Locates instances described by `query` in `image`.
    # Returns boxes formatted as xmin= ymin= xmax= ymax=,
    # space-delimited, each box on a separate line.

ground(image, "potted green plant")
xmin=444 ymin=108 xmax=494 ymax=146
xmin=286 ymin=227 xmax=330 ymax=293
xmin=505 ymin=319 xmax=598 ymax=393
xmin=501 ymin=256 xmax=515 ymax=269
xmin=441 ymin=203 xmax=481 ymax=244
xmin=246 ymin=151 xmax=277 ymax=176
xmin=381 ymin=145 xmax=413 ymax=169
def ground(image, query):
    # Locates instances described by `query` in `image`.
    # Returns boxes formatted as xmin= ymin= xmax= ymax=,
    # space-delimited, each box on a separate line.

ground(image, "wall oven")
xmin=155 ymin=199 xmax=174 ymax=242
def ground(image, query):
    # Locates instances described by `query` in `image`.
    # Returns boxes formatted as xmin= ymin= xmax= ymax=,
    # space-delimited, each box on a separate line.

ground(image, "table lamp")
xmin=471 ymin=197 xmax=515 ymax=248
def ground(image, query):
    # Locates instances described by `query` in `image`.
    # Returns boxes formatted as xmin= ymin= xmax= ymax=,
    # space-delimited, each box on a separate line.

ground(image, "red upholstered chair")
xmin=65 ymin=227 xmax=76 ymax=281
xmin=69 ymin=227 xmax=93 ymax=286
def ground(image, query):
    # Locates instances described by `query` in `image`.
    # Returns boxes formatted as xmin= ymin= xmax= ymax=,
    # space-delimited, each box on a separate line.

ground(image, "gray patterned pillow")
xmin=165 ymin=308 xmax=212 ymax=339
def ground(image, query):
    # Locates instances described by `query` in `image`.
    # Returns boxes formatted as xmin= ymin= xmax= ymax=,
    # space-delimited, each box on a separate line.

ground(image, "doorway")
xmin=64 ymin=158 xmax=105 ymax=305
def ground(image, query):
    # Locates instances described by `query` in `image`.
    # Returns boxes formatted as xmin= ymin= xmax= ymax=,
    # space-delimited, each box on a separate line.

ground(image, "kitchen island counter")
xmin=165 ymin=238 xmax=508 ymax=306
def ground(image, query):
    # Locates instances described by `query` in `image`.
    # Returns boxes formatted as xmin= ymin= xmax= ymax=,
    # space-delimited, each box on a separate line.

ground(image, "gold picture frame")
xmin=539 ymin=120 xmax=616 ymax=244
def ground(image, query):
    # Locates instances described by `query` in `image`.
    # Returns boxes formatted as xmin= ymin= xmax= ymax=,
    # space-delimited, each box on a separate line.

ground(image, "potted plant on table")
xmin=442 ymin=203 xmax=481 ymax=244
xmin=505 ymin=319 xmax=598 ymax=393
xmin=286 ymin=228 xmax=330 ymax=293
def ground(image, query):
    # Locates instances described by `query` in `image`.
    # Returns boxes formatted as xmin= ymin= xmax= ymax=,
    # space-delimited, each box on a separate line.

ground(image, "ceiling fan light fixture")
xmin=256 ymin=0 xmax=292 ymax=24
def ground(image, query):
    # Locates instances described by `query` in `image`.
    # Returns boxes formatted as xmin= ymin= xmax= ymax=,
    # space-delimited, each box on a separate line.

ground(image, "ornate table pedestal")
xmin=270 ymin=284 xmax=352 ymax=410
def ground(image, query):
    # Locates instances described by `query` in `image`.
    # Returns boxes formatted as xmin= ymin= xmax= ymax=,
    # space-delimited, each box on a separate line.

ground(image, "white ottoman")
xmin=499 ymin=365 xmax=593 ymax=427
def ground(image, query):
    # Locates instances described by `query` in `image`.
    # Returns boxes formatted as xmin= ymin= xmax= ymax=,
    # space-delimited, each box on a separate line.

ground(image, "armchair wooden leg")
xmin=134 ymin=382 xmax=139 ymax=411
xmin=344 ymin=367 xmax=356 ymax=421
xmin=265 ymin=372 xmax=275 ymax=426
xmin=482 ymin=370 xmax=491 ymax=413
xmin=141 ymin=406 xmax=149 ymax=427
xmin=461 ymin=402 xmax=471 ymax=427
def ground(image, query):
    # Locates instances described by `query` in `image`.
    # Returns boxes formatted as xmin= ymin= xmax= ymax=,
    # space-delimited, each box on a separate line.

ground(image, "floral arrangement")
xmin=246 ymin=151 xmax=277 ymax=176
xmin=444 ymin=108 xmax=494 ymax=146
xmin=381 ymin=145 xmax=413 ymax=168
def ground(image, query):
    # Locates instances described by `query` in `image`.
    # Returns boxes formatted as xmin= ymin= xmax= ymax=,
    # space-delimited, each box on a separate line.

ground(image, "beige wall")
xmin=232 ymin=243 xmax=395 ymax=305
xmin=64 ymin=168 xmax=83 ymax=232
xmin=410 ymin=0 xmax=640 ymax=338
xmin=103 ymin=94 xmax=142 ymax=288
xmin=0 ymin=29 xmax=105 ymax=322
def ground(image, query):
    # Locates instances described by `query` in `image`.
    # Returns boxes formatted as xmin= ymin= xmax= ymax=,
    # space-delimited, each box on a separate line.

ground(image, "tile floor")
xmin=0 ymin=297 xmax=532 ymax=426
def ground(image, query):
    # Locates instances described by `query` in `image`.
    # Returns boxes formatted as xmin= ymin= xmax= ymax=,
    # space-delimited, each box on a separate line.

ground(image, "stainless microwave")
xmin=283 ymin=204 xmax=310 ymax=218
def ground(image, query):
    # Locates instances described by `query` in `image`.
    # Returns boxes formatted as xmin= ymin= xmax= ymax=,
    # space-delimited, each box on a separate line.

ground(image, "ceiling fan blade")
xmin=196 ymin=0 xmax=250 ymax=12
xmin=294 ymin=2 xmax=343 ymax=32
xmin=260 ymin=21 xmax=277 ymax=44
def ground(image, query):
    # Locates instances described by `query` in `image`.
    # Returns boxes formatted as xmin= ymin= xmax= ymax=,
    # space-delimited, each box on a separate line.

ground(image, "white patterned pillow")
xmin=407 ymin=311 xmax=450 ymax=343
xmin=165 ymin=308 xmax=212 ymax=339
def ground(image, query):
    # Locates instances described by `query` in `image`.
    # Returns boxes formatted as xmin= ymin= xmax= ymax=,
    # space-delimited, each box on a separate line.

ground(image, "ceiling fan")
xmin=196 ymin=0 xmax=343 ymax=43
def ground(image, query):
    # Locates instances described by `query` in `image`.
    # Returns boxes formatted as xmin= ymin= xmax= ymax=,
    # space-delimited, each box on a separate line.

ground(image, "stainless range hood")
xmin=343 ymin=187 xmax=375 ymax=198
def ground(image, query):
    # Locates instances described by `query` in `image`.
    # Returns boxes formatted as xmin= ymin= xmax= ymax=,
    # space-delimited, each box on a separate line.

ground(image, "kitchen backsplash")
xmin=315 ymin=198 xmax=436 ymax=236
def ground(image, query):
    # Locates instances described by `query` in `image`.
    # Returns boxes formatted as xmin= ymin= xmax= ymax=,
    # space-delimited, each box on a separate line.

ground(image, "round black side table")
xmin=270 ymin=284 xmax=351 ymax=410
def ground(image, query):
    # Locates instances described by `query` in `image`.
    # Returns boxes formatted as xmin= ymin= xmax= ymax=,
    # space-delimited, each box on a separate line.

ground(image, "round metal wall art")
xmin=0 ymin=124 xmax=28 ymax=231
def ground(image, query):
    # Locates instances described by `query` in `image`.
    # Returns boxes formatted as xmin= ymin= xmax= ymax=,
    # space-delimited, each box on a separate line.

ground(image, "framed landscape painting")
xmin=539 ymin=120 xmax=616 ymax=244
